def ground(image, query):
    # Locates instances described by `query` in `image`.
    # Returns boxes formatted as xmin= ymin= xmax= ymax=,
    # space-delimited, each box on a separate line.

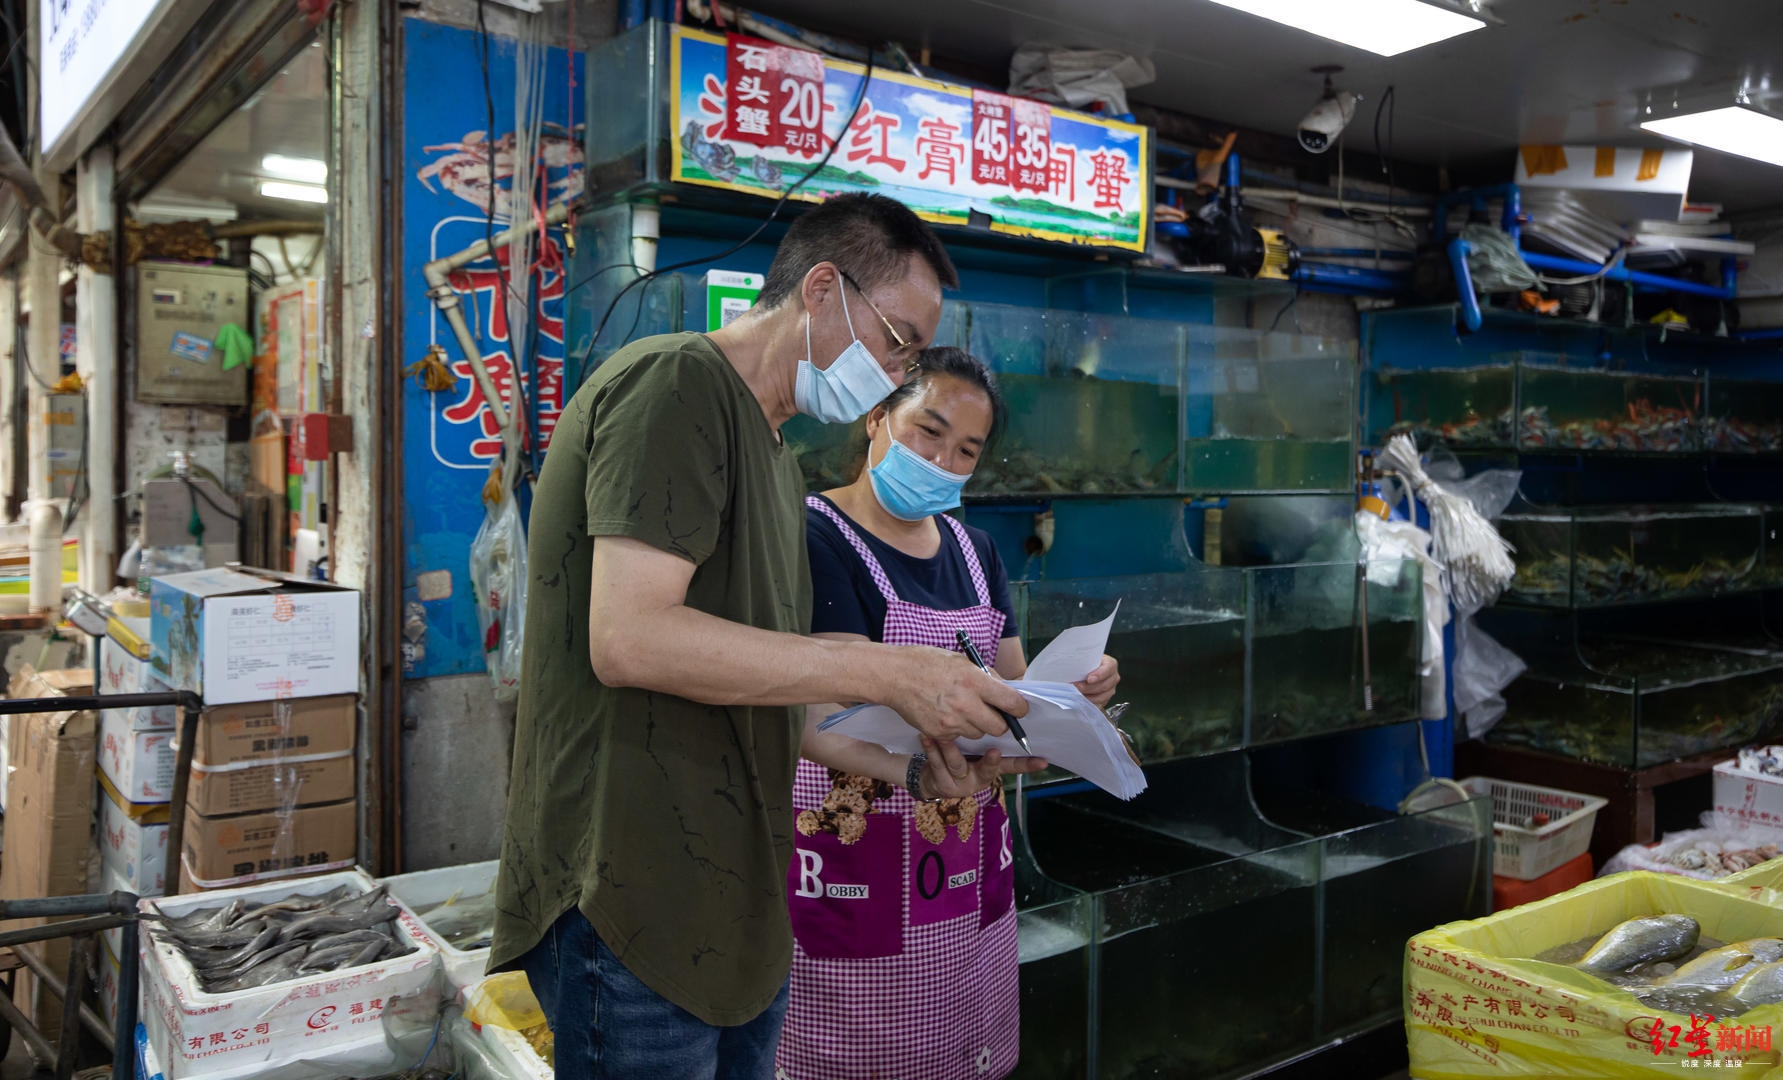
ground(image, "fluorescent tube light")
xmin=1204 ymin=0 xmax=1486 ymax=57
xmin=1641 ymin=105 xmax=1783 ymax=168
xmin=260 ymin=154 xmax=328 ymax=183
xmin=258 ymin=181 xmax=329 ymax=204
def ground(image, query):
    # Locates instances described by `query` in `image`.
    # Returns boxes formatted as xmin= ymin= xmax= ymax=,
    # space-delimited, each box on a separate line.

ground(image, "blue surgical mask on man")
xmin=794 ymin=283 xmax=898 ymax=425
xmin=867 ymin=423 xmax=971 ymax=521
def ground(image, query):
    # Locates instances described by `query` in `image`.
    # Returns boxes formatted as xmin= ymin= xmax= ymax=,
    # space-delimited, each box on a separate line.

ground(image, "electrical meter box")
xmin=135 ymin=262 xmax=250 ymax=406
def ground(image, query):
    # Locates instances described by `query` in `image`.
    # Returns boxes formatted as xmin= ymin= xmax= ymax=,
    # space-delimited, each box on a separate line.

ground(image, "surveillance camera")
xmin=1299 ymin=89 xmax=1360 ymax=154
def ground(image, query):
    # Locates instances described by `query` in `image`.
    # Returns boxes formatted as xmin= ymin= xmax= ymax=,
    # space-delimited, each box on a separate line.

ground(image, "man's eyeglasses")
xmin=839 ymin=269 xmax=921 ymax=366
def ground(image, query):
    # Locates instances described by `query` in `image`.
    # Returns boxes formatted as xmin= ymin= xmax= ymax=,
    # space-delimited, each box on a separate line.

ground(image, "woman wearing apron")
xmin=781 ymin=347 xmax=1120 ymax=1080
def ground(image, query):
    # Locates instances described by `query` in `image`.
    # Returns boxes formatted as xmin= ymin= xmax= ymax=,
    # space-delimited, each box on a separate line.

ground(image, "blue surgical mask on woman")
xmin=867 ymin=422 xmax=971 ymax=521
xmin=794 ymin=287 xmax=897 ymax=425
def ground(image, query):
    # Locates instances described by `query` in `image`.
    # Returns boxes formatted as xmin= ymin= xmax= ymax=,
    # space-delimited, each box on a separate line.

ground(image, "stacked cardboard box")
xmin=0 ymin=667 xmax=98 ymax=1038
xmin=97 ymin=616 xmax=175 ymax=897
xmin=148 ymin=569 xmax=360 ymax=891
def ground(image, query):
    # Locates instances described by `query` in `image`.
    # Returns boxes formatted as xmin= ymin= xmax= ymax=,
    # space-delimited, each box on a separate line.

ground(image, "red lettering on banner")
xmin=773 ymin=44 xmax=826 ymax=159
xmin=915 ymin=117 xmax=965 ymax=184
xmin=725 ymin=35 xmax=778 ymax=147
xmin=1087 ymin=148 xmax=1132 ymax=210
xmin=1009 ymin=96 xmax=1052 ymax=193
xmin=971 ymin=91 xmax=1013 ymax=188
xmin=844 ymin=101 xmax=905 ymax=172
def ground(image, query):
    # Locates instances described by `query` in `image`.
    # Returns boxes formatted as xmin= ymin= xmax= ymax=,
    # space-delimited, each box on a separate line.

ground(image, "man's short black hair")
xmin=757 ymin=193 xmax=959 ymax=310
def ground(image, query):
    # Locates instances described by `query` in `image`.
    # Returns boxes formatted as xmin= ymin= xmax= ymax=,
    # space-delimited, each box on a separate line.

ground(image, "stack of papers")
xmin=820 ymin=603 xmax=1148 ymax=800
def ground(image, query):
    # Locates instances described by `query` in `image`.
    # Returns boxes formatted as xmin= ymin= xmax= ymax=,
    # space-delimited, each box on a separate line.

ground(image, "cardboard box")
xmin=100 ymin=616 xmax=176 ymax=731
xmin=140 ymin=871 xmax=431 ymax=1078
xmin=181 ymin=800 xmax=357 ymax=890
xmin=191 ymin=695 xmax=355 ymax=766
xmin=99 ymin=708 xmax=175 ymax=803
xmin=99 ymin=780 xmax=168 ymax=897
xmin=187 ymin=752 xmax=354 ymax=816
xmin=149 ymin=568 xmax=360 ymax=705
xmin=0 ymin=666 xmax=97 ymax=1040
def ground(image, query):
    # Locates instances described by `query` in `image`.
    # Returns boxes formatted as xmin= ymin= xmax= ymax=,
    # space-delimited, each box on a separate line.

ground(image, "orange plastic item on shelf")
xmin=1493 ymin=850 xmax=1593 ymax=911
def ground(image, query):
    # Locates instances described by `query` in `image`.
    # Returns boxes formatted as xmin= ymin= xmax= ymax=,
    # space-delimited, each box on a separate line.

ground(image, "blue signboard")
xmin=401 ymin=18 xmax=585 ymax=678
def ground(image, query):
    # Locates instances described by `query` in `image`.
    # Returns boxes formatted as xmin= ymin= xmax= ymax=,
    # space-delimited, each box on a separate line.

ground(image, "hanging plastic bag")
xmin=469 ymin=494 xmax=527 ymax=703
xmin=1451 ymin=614 xmax=1525 ymax=740
xmin=1356 ymin=510 xmax=1449 ymax=720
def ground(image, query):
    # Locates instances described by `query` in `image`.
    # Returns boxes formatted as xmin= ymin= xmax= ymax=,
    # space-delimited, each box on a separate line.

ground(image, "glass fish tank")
xmin=1514 ymin=361 xmax=1702 ymax=454
xmin=1765 ymin=506 xmax=1783 ymax=589
xmin=1012 ymin=816 xmax=1094 ymax=1080
xmin=1021 ymin=570 xmax=1246 ymax=763
xmin=1499 ymin=504 xmax=1762 ymax=608
xmin=1254 ymin=786 xmax=1493 ymax=1037
xmin=781 ymin=300 xmax=970 ymax=492
xmin=1705 ymin=375 xmax=1783 ymax=455
xmin=1489 ymin=638 xmax=1783 ymax=769
xmin=967 ymin=304 xmax=1182 ymax=498
xmin=1020 ymin=786 xmax=1320 ymax=1080
xmin=1248 ymin=559 xmax=1424 ymax=743
xmin=1181 ymin=327 xmax=1355 ymax=493
xmin=1365 ymin=364 xmax=1517 ymax=450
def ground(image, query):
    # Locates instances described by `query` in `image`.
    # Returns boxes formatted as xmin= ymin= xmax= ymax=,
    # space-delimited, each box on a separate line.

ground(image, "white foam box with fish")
xmin=1713 ymin=759 xmax=1783 ymax=834
xmin=149 ymin=568 xmax=360 ymax=705
xmin=99 ymin=783 xmax=168 ymax=896
xmin=381 ymin=859 xmax=498 ymax=989
xmin=138 ymin=869 xmax=441 ymax=1078
xmin=1407 ymin=872 xmax=1783 ymax=1077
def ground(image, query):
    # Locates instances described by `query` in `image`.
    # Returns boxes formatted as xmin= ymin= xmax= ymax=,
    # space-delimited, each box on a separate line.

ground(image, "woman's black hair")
xmin=876 ymin=346 xmax=1003 ymax=437
xmin=845 ymin=347 xmax=1002 ymax=481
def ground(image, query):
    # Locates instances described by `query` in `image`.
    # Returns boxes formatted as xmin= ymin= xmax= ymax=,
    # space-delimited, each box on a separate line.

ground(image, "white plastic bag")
xmin=1451 ymin=615 xmax=1524 ymax=740
xmin=1600 ymin=820 xmax=1783 ymax=881
xmin=469 ymin=494 xmax=528 ymax=703
xmin=1356 ymin=510 xmax=1449 ymax=720
xmin=1008 ymin=45 xmax=1156 ymax=116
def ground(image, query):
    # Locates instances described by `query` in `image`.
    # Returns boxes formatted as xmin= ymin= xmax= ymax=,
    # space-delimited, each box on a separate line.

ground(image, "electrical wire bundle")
xmin=1380 ymin=433 xmax=1517 ymax=614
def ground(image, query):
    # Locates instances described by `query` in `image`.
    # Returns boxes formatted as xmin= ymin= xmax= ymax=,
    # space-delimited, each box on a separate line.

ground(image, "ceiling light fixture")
xmin=260 ymin=154 xmax=328 ymax=183
xmin=258 ymin=181 xmax=329 ymax=204
xmin=1203 ymin=0 xmax=1487 ymax=57
xmin=1641 ymin=104 xmax=1783 ymax=169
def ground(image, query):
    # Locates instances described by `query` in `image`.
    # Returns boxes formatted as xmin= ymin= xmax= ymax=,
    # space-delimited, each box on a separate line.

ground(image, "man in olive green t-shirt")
xmin=491 ymin=194 xmax=1028 ymax=1079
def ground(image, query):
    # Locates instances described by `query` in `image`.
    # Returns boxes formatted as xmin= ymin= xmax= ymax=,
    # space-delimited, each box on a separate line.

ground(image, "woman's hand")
xmin=918 ymin=736 xmax=1047 ymax=799
xmin=1075 ymin=654 xmax=1121 ymax=708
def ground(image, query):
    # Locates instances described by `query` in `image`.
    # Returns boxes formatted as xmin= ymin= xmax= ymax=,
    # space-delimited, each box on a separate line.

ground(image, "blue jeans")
xmin=518 ymin=907 xmax=789 ymax=1080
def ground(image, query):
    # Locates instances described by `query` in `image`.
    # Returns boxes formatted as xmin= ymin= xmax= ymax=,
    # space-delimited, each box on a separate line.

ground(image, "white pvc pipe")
xmin=76 ymin=146 xmax=116 ymax=593
xmin=25 ymin=196 xmax=60 ymax=613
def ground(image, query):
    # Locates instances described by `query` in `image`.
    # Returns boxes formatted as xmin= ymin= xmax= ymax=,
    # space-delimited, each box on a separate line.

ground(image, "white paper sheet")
xmin=1022 ymin=600 xmax=1120 ymax=685
xmin=820 ymin=681 xmax=1147 ymax=801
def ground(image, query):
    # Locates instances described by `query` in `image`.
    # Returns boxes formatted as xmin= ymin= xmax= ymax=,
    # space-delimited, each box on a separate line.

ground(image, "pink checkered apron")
xmin=778 ymin=495 xmax=1020 ymax=1080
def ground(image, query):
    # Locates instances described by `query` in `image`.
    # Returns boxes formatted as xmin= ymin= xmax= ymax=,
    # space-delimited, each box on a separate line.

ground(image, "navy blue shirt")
xmin=806 ymin=495 xmax=1016 ymax=643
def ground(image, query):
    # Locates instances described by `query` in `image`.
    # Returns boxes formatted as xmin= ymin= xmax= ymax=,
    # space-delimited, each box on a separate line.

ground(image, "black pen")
xmin=955 ymin=628 xmax=1033 ymax=755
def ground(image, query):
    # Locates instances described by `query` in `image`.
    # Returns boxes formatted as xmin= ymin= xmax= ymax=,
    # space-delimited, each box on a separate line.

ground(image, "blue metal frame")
xmin=1438 ymin=181 xmax=1738 ymax=332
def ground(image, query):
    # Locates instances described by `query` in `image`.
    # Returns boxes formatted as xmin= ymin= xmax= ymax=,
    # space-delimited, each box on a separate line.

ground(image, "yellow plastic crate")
xmin=1408 ymin=872 xmax=1783 ymax=1078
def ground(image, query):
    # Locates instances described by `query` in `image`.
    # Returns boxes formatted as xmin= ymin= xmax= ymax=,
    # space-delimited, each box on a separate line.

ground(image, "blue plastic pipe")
xmin=1738 ymin=329 xmax=1783 ymax=341
xmin=1294 ymin=261 xmax=1409 ymax=293
xmin=618 ymin=0 xmax=647 ymax=30
xmin=1520 ymin=250 xmax=1736 ymax=299
xmin=1301 ymin=247 xmax=1415 ymax=260
xmin=1448 ymin=238 xmax=1483 ymax=332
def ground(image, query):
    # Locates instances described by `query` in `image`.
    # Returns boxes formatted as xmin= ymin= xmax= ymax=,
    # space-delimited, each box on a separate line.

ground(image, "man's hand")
xmin=918 ymin=736 xmax=1047 ymax=799
xmin=883 ymin=647 xmax=1028 ymax=744
xmin=1075 ymin=654 xmax=1120 ymax=709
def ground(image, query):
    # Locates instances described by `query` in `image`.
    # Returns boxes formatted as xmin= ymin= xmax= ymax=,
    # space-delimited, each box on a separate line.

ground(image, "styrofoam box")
xmin=99 ymin=794 xmax=167 ymax=898
xmin=481 ymin=1022 xmax=551 ymax=1080
xmin=97 ymin=931 xmax=121 ymax=1029
xmin=139 ymin=869 xmax=440 ymax=1078
xmin=381 ymin=860 xmax=496 ymax=989
xmin=98 ymin=709 xmax=176 ymax=803
xmin=1714 ymin=760 xmax=1783 ymax=831
xmin=100 ymin=619 xmax=175 ymax=730
xmin=101 ymin=863 xmax=140 ymax=961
